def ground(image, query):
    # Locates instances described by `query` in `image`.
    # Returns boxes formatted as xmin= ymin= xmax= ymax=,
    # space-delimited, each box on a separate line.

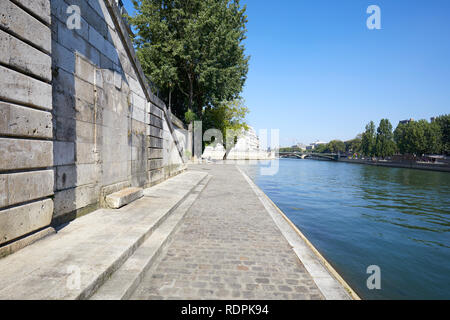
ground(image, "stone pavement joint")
xmin=131 ymin=164 xmax=342 ymax=300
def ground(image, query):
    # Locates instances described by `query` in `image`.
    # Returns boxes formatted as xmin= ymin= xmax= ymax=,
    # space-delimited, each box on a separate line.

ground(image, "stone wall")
xmin=0 ymin=0 xmax=186 ymax=248
xmin=0 ymin=0 xmax=54 ymax=246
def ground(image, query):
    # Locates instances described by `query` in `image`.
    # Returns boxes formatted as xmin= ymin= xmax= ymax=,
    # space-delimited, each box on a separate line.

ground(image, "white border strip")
xmin=236 ymin=166 xmax=360 ymax=300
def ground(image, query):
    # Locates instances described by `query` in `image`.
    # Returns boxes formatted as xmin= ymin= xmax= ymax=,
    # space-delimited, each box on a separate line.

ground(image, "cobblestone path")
xmin=131 ymin=164 xmax=324 ymax=300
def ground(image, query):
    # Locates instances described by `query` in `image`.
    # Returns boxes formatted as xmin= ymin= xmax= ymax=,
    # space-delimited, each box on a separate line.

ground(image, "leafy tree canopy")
xmin=129 ymin=0 xmax=250 ymax=121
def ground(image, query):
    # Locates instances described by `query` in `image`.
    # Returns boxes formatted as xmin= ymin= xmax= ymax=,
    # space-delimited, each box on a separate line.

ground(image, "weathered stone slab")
xmin=0 ymin=198 xmax=53 ymax=245
xmin=75 ymin=55 xmax=96 ymax=85
xmin=148 ymin=159 xmax=163 ymax=170
xmin=148 ymin=168 xmax=164 ymax=183
xmin=55 ymin=19 xmax=100 ymax=66
xmin=52 ymin=40 xmax=75 ymax=74
xmin=75 ymin=77 xmax=95 ymax=104
xmin=12 ymin=0 xmax=51 ymax=25
xmin=149 ymin=126 xmax=163 ymax=138
xmin=88 ymin=25 xmax=118 ymax=65
xmin=53 ymin=184 xmax=99 ymax=217
xmin=0 ymin=66 xmax=52 ymax=110
xmin=150 ymin=103 xmax=164 ymax=118
xmin=0 ymin=102 xmax=52 ymax=138
xmin=0 ymin=29 xmax=51 ymax=81
xmin=149 ymin=116 xmax=163 ymax=129
xmin=105 ymin=187 xmax=143 ymax=209
xmin=0 ymin=226 xmax=55 ymax=259
xmin=54 ymin=141 xmax=75 ymax=166
xmin=148 ymin=148 xmax=163 ymax=160
xmin=0 ymin=138 xmax=52 ymax=170
xmin=0 ymin=170 xmax=54 ymax=208
xmin=56 ymin=163 xmax=100 ymax=191
xmin=0 ymin=0 xmax=51 ymax=53
xmin=149 ymin=137 xmax=163 ymax=149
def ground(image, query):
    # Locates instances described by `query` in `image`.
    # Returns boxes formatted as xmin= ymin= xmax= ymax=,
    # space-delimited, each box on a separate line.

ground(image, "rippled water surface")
xmin=240 ymin=159 xmax=450 ymax=299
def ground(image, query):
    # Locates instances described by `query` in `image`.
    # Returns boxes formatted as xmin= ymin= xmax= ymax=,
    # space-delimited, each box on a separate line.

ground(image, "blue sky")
xmin=123 ymin=0 xmax=450 ymax=146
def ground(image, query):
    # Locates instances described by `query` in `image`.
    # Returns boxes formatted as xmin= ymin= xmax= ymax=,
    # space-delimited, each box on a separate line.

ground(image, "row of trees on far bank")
xmin=309 ymin=114 xmax=450 ymax=157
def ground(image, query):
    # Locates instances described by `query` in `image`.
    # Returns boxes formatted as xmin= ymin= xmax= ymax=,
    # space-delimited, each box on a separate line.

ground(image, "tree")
xmin=202 ymin=98 xmax=249 ymax=147
xmin=361 ymin=121 xmax=376 ymax=156
xmin=424 ymin=120 xmax=442 ymax=154
xmin=129 ymin=0 xmax=249 ymax=120
xmin=345 ymin=135 xmax=362 ymax=153
xmin=375 ymin=119 xmax=396 ymax=158
xmin=394 ymin=122 xmax=408 ymax=154
xmin=326 ymin=140 xmax=346 ymax=153
xmin=434 ymin=114 xmax=450 ymax=155
xmin=394 ymin=119 xmax=443 ymax=155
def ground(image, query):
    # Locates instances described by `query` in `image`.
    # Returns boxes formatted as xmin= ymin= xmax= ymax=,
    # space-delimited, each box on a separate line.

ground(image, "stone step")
xmin=0 ymin=170 xmax=208 ymax=299
xmin=105 ymin=187 xmax=144 ymax=209
xmin=90 ymin=175 xmax=211 ymax=300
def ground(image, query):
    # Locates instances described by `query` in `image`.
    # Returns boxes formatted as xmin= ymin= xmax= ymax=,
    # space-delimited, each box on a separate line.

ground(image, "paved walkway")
xmin=131 ymin=164 xmax=325 ymax=300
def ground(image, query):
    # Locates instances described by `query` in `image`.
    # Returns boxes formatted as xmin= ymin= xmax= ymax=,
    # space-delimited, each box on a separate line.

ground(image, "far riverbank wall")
xmin=338 ymin=158 xmax=450 ymax=173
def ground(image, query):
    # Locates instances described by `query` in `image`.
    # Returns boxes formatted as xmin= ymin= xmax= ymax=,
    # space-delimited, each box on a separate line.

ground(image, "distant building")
xmin=399 ymin=118 xmax=414 ymax=125
xmin=202 ymin=127 xmax=275 ymax=160
xmin=305 ymin=141 xmax=327 ymax=151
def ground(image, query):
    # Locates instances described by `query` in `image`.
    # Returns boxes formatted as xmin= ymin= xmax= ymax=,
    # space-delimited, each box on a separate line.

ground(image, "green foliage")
xmin=184 ymin=109 xmax=196 ymax=124
xmin=394 ymin=118 xmax=443 ymax=155
xmin=313 ymin=144 xmax=328 ymax=153
xmin=129 ymin=0 xmax=249 ymax=120
xmin=202 ymin=98 xmax=249 ymax=145
xmin=345 ymin=135 xmax=362 ymax=153
xmin=361 ymin=121 xmax=376 ymax=156
xmin=326 ymin=140 xmax=346 ymax=153
xmin=434 ymin=114 xmax=450 ymax=155
xmin=375 ymin=119 xmax=396 ymax=158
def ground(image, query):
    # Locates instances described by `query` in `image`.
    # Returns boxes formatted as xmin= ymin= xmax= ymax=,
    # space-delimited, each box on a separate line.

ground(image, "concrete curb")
xmin=236 ymin=166 xmax=361 ymax=300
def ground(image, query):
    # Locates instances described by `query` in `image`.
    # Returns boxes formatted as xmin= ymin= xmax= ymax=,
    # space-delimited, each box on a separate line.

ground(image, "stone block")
xmin=0 ymin=138 xmax=52 ymax=170
xmin=76 ymin=142 xmax=99 ymax=164
xmin=0 ymin=170 xmax=54 ymax=208
xmin=75 ymin=55 xmax=96 ymax=85
xmin=13 ymin=0 xmax=51 ymax=25
xmin=148 ymin=159 xmax=163 ymax=170
xmin=56 ymin=163 xmax=99 ymax=191
xmin=0 ymin=102 xmax=52 ymax=138
xmin=0 ymin=0 xmax=51 ymax=53
xmin=149 ymin=137 xmax=163 ymax=149
xmin=149 ymin=148 xmax=163 ymax=160
xmin=148 ymin=168 xmax=164 ymax=183
xmin=75 ymin=77 xmax=94 ymax=104
xmin=0 ymin=65 xmax=52 ymax=111
xmin=0 ymin=29 xmax=51 ymax=81
xmin=88 ymin=25 xmax=118 ymax=65
xmin=105 ymin=187 xmax=143 ymax=209
xmin=150 ymin=103 xmax=164 ymax=118
xmin=149 ymin=126 xmax=163 ymax=139
xmin=53 ymin=183 xmax=99 ymax=216
xmin=56 ymin=19 xmax=100 ymax=66
xmin=52 ymin=40 xmax=75 ymax=74
xmin=0 ymin=199 xmax=53 ymax=245
xmin=54 ymin=141 xmax=75 ymax=166
xmin=149 ymin=116 xmax=163 ymax=129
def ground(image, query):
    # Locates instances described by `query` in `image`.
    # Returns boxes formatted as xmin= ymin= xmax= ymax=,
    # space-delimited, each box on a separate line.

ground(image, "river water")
xmin=240 ymin=159 xmax=450 ymax=300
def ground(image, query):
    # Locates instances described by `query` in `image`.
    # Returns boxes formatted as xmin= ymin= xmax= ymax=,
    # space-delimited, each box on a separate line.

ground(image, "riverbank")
xmin=132 ymin=164 xmax=356 ymax=300
xmin=0 ymin=165 xmax=356 ymax=300
xmin=338 ymin=158 xmax=450 ymax=172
